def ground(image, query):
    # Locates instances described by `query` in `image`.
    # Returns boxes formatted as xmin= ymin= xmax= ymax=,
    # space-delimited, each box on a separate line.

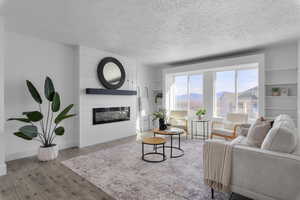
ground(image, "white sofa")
xmin=207 ymin=115 xmax=300 ymax=200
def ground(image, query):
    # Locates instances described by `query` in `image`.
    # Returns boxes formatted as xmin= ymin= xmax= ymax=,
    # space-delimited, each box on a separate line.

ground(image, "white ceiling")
xmin=1 ymin=0 xmax=300 ymax=65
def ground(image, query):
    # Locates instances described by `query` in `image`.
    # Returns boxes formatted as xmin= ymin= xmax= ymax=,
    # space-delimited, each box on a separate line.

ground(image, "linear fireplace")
xmin=93 ymin=106 xmax=130 ymax=125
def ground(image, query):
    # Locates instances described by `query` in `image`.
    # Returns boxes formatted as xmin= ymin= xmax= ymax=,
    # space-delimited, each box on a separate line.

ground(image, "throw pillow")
xmin=261 ymin=125 xmax=297 ymax=153
xmin=246 ymin=118 xmax=271 ymax=147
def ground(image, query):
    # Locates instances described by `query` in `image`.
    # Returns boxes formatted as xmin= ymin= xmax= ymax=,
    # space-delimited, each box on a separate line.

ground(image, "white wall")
xmin=265 ymin=43 xmax=298 ymax=70
xmin=136 ymin=65 xmax=166 ymax=131
xmin=5 ymin=32 xmax=77 ymax=161
xmin=77 ymin=46 xmax=137 ymax=148
xmin=298 ymin=41 xmax=300 ymax=129
xmin=0 ymin=17 xmax=7 ymax=175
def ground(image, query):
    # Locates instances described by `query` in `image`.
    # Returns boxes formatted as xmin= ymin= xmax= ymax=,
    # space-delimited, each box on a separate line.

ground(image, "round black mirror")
xmin=97 ymin=57 xmax=126 ymax=89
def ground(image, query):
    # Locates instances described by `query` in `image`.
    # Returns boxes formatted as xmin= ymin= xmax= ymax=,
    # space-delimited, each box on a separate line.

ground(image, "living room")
xmin=0 ymin=1 xmax=300 ymax=200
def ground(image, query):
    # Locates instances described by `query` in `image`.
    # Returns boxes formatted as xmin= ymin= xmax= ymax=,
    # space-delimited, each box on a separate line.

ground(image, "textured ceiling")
xmin=1 ymin=0 xmax=300 ymax=65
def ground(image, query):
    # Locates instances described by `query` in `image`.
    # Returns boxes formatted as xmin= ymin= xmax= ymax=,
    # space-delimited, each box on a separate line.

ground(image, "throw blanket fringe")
xmin=203 ymin=141 xmax=233 ymax=192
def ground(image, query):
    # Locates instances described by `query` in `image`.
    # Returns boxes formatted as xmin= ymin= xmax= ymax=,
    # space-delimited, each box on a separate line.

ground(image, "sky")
xmin=174 ymin=68 xmax=258 ymax=95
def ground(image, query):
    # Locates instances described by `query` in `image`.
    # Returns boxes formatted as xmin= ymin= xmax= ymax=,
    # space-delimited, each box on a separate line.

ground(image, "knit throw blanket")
xmin=203 ymin=140 xmax=233 ymax=192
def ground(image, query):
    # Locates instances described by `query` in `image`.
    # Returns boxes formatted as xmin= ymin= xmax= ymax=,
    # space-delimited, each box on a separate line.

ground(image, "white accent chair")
xmin=211 ymin=113 xmax=248 ymax=140
xmin=168 ymin=111 xmax=188 ymax=136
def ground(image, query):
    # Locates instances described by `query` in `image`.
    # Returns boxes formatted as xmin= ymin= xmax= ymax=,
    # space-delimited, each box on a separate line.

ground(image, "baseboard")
xmin=0 ymin=163 xmax=7 ymax=176
xmin=5 ymin=141 xmax=77 ymax=162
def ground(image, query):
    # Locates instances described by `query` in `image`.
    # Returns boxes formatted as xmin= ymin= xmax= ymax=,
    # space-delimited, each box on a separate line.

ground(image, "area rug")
xmin=62 ymin=139 xmax=229 ymax=200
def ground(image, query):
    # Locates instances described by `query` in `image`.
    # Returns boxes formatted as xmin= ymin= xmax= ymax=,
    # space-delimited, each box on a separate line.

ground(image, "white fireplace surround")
xmin=77 ymin=46 xmax=138 ymax=148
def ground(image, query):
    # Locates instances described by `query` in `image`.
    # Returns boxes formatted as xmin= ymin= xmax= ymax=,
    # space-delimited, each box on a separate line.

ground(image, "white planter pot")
xmin=38 ymin=144 xmax=59 ymax=161
xmin=198 ymin=115 xmax=204 ymax=120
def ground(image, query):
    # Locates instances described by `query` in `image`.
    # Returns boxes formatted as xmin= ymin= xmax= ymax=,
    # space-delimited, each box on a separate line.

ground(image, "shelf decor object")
xmin=280 ymin=88 xmax=288 ymax=96
xmin=271 ymin=88 xmax=280 ymax=96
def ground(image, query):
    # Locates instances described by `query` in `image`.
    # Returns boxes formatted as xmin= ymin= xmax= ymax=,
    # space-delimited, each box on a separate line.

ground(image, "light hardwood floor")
xmin=0 ymin=136 xmax=136 ymax=200
xmin=0 ymin=135 xmax=249 ymax=200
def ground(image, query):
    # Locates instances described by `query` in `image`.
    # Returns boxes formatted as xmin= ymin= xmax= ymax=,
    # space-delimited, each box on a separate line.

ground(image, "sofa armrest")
xmin=231 ymin=145 xmax=300 ymax=200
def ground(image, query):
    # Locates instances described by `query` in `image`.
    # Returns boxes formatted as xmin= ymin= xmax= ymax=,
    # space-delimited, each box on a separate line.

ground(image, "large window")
xmin=173 ymin=74 xmax=203 ymax=114
xmin=214 ymin=67 xmax=258 ymax=119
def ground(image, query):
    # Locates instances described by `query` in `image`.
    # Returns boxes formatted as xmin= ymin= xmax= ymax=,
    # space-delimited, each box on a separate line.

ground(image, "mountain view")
xmin=175 ymin=86 xmax=258 ymax=118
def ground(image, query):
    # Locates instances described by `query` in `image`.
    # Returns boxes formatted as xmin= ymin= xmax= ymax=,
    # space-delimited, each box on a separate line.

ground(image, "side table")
xmin=191 ymin=119 xmax=209 ymax=140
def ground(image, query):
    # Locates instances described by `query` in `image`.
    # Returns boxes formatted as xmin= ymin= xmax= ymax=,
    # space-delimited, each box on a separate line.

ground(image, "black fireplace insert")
xmin=93 ymin=107 xmax=130 ymax=125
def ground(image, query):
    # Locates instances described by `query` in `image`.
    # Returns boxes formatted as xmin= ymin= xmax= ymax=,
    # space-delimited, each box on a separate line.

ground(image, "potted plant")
xmin=152 ymin=110 xmax=167 ymax=130
xmin=196 ymin=108 xmax=206 ymax=120
xmin=8 ymin=77 xmax=76 ymax=161
xmin=272 ymin=88 xmax=280 ymax=96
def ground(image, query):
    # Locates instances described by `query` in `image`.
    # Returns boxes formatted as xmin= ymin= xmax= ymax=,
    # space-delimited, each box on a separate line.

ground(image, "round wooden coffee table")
xmin=142 ymin=137 xmax=167 ymax=163
xmin=153 ymin=128 xmax=184 ymax=158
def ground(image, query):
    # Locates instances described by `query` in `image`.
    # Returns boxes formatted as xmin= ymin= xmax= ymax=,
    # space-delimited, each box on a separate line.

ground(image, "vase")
xmin=198 ymin=115 xmax=204 ymax=120
xmin=38 ymin=144 xmax=59 ymax=161
xmin=159 ymin=118 xmax=167 ymax=130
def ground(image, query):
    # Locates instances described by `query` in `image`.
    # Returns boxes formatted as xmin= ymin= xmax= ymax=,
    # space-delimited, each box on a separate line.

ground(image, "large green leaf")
xmin=26 ymin=80 xmax=42 ymax=104
xmin=7 ymin=118 xmax=31 ymax=123
xmin=51 ymin=92 xmax=60 ymax=112
xmin=54 ymin=126 xmax=65 ymax=136
xmin=14 ymin=132 xmax=33 ymax=140
xmin=55 ymin=104 xmax=74 ymax=123
xmin=55 ymin=114 xmax=76 ymax=124
xmin=22 ymin=111 xmax=43 ymax=122
xmin=19 ymin=125 xmax=38 ymax=138
xmin=44 ymin=76 xmax=55 ymax=101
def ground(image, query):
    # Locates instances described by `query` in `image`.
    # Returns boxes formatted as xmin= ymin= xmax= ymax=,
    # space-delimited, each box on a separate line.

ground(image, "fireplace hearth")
xmin=93 ymin=107 xmax=130 ymax=125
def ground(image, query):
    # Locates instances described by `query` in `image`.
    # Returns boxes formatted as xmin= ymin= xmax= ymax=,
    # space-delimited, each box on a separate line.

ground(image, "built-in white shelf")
xmin=265 ymin=82 xmax=298 ymax=85
xmin=265 ymin=67 xmax=297 ymax=86
xmin=265 ymin=116 xmax=297 ymax=124
xmin=265 ymin=67 xmax=297 ymax=72
xmin=266 ymin=95 xmax=297 ymax=98
xmin=265 ymin=107 xmax=296 ymax=111
xmin=264 ymin=66 xmax=298 ymax=127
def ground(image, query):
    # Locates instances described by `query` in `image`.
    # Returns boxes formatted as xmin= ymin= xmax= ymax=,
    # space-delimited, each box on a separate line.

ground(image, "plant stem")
xmin=45 ymin=101 xmax=51 ymax=141
xmin=38 ymin=104 xmax=47 ymax=146
xmin=47 ymin=111 xmax=54 ymax=144
xmin=49 ymin=124 xmax=58 ymax=145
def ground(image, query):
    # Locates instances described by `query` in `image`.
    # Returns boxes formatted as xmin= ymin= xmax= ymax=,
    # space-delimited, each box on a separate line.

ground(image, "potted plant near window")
xmin=196 ymin=108 xmax=206 ymax=120
xmin=8 ymin=77 xmax=76 ymax=161
xmin=152 ymin=110 xmax=167 ymax=130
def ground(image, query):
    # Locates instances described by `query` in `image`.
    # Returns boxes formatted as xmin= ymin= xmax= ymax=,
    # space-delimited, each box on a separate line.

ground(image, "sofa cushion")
xmin=261 ymin=125 xmax=297 ymax=153
xmin=273 ymin=114 xmax=295 ymax=130
xmin=246 ymin=118 xmax=271 ymax=147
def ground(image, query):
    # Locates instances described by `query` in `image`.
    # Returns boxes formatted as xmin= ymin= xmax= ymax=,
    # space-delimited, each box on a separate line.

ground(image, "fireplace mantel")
xmin=86 ymin=88 xmax=137 ymax=95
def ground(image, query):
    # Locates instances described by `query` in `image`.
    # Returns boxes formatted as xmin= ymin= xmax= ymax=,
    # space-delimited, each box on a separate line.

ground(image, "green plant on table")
xmin=7 ymin=76 xmax=76 ymax=147
xmin=196 ymin=108 xmax=206 ymax=116
xmin=152 ymin=110 xmax=166 ymax=121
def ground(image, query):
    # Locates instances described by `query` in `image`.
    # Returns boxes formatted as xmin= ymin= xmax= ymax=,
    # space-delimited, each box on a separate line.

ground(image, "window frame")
xmin=171 ymin=72 xmax=204 ymax=114
xmin=213 ymin=66 xmax=259 ymax=119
